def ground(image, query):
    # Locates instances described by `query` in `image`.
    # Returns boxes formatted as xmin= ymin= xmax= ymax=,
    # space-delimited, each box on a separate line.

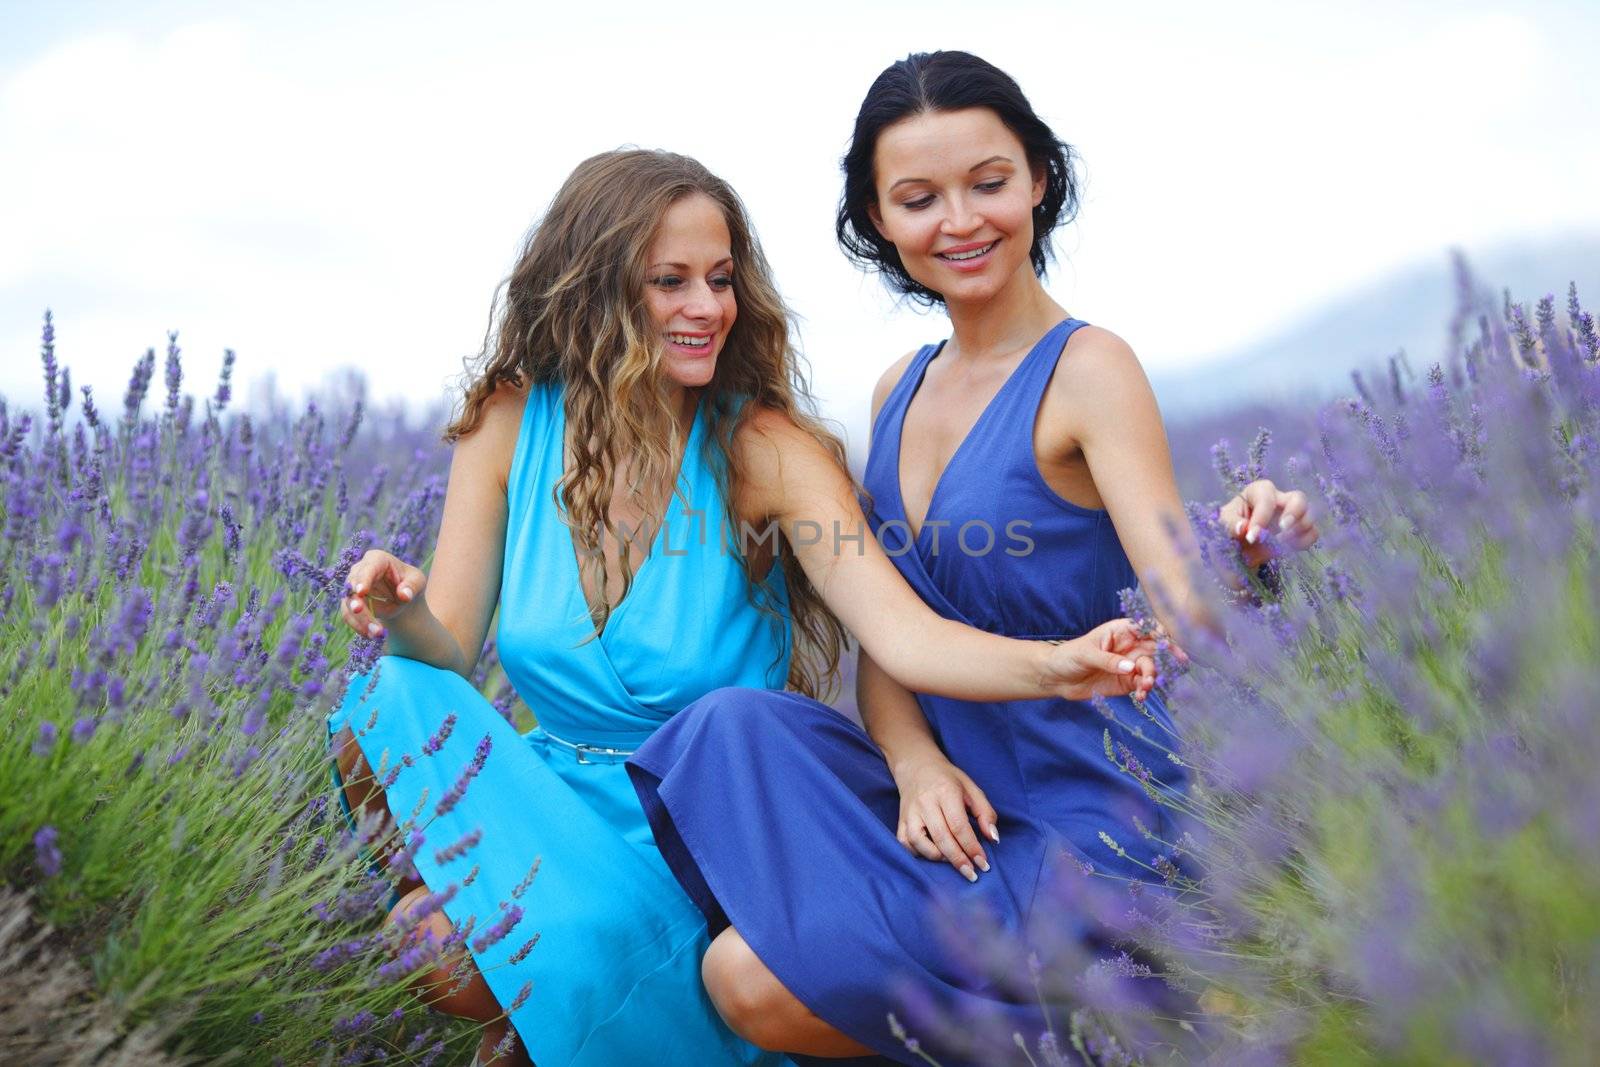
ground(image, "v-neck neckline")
xmin=892 ymin=319 xmax=1071 ymax=541
xmin=556 ymin=396 xmax=704 ymax=635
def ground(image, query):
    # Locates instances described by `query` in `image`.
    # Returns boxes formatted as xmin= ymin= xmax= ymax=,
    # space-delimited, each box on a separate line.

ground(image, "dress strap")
xmin=870 ymin=342 xmax=944 ymax=443
xmin=988 ymin=318 xmax=1088 ymax=438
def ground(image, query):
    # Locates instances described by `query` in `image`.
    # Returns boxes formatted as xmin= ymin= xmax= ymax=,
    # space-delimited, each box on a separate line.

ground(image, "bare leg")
xmin=702 ymin=927 xmax=873 ymax=1057
xmin=387 ymin=886 xmax=533 ymax=1066
xmin=333 ymin=726 xmax=422 ymax=897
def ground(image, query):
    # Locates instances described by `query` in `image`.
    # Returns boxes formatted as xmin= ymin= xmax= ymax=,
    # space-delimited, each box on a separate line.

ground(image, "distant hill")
xmin=1150 ymin=234 xmax=1600 ymax=421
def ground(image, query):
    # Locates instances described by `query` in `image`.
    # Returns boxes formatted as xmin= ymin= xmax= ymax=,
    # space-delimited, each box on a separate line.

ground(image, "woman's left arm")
xmin=730 ymin=407 xmax=1159 ymax=703
xmin=1043 ymin=328 xmax=1318 ymax=638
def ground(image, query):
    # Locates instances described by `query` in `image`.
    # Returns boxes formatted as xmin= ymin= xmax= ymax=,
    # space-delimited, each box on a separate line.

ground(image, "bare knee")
xmin=702 ymin=929 xmax=804 ymax=1050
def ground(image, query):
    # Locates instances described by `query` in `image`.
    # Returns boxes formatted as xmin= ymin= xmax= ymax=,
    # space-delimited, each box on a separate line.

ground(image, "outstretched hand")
xmin=1043 ymin=619 xmax=1177 ymax=702
xmin=1220 ymin=479 xmax=1319 ymax=568
xmin=341 ymin=549 xmax=426 ymax=639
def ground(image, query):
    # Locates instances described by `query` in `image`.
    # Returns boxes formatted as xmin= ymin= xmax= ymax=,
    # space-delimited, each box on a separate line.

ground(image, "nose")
xmin=940 ymin=193 xmax=982 ymax=237
xmin=681 ymin=280 xmax=721 ymax=322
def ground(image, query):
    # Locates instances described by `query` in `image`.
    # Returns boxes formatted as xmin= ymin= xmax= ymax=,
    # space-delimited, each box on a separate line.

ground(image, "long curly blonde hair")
xmin=445 ymin=149 xmax=848 ymax=699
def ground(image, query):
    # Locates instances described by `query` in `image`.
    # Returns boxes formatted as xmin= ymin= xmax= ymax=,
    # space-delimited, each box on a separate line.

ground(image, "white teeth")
xmin=940 ymin=242 xmax=995 ymax=261
xmin=668 ymin=334 xmax=709 ymax=347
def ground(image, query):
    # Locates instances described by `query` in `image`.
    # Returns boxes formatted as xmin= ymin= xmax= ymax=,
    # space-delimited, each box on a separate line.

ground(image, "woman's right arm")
xmin=859 ymin=647 xmax=999 ymax=881
xmin=341 ymin=383 xmax=524 ymax=678
xmin=855 ymin=355 xmax=999 ymax=882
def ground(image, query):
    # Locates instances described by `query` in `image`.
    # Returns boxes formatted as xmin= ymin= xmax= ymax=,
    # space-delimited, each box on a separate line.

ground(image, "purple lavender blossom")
xmin=507 ymin=933 xmax=540 ymax=965
xmin=470 ymin=904 xmax=524 ymax=954
xmin=432 ymin=827 xmax=482 ymax=866
xmin=31 ymin=720 xmax=58 ymax=756
xmin=34 ymin=825 xmax=62 ymax=877
xmin=434 ymin=735 xmax=491 ymax=817
xmin=421 ymin=712 xmax=457 ymax=756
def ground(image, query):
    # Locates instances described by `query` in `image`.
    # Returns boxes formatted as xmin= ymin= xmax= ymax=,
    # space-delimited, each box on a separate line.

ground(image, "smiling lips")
xmin=935 ymin=239 xmax=999 ymax=271
xmin=666 ymin=331 xmax=715 ymax=355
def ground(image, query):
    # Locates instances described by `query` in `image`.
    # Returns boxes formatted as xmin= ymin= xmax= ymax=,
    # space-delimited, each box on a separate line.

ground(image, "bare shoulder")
xmin=452 ymin=378 xmax=529 ymax=491
xmin=871 ymin=349 xmax=919 ymax=423
xmin=1044 ymin=325 xmax=1162 ymax=445
xmin=731 ymin=403 xmax=850 ymax=520
xmin=733 ymin=403 xmax=829 ymax=469
xmin=1057 ymin=325 xmax=1148 ymax=387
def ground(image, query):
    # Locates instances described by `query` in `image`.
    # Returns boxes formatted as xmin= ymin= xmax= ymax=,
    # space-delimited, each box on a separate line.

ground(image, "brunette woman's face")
xmin=869 ymin=108 xmax=1046 ymax=306
xmin=644 ymin=192 xmax=738 ymax=391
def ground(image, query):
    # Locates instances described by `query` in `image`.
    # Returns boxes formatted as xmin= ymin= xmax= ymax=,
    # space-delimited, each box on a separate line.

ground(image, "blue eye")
xmin=711 ymin=275 xmax=734 ymax=289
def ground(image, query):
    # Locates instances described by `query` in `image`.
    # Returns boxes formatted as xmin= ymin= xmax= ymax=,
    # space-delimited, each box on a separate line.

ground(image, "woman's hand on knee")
xmin=893 ymin=755 xmax=996 ymax=883
xmin=342 ymin=549 xmax=426 ymax=639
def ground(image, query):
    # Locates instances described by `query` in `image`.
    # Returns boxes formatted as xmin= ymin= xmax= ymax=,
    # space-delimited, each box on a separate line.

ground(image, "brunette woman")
xmin=628 ymin=53 xmax=1317 ymax=1065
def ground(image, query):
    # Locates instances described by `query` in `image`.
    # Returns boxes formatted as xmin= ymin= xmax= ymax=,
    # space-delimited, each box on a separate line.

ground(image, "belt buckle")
xmin=574 ymin=743 xmax=633 ymax=765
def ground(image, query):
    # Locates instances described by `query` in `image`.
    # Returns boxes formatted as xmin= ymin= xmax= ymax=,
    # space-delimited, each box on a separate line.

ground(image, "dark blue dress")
xmin=628 ymin=320 xmax=1187 ymax=1066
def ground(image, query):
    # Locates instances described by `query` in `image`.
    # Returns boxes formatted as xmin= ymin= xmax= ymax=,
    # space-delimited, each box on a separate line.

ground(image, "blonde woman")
xmin=330 ymin=149 xmax=1162 ymax=1066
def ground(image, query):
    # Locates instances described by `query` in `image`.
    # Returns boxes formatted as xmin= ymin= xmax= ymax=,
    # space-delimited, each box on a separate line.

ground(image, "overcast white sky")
xmin=3 ymin=0 xmax=1598 ymax=450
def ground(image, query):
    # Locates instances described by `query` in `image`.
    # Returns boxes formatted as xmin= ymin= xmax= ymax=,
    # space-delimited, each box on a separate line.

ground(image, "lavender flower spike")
xmin=34 ymin=826 xmax=62 ymax=877
xmin=434 ymin=735 xmax=492 ymax=817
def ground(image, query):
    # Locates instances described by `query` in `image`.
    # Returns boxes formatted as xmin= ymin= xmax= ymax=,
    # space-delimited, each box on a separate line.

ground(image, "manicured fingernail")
xmin=398 ymin=585 xmax=413 ymax=599
xmin=1278 ymin=514 xmax=1294 ymax=531
xmin=1118 ymin=659 xmax=1135 ymax=673
xmin=960 ymin=864 xmax=977 ymax=883
xmin=975 ymin=855 xmax=990 ymax=873
xmin=1245 ymin=527 xmax=1259 ymax=544
xmin=985 ymin=823 xmax=1000 ymax=843
xmin=1234 ymin=520 xmax=1246 ymax=537
xmin=367 ymin=623 xmax=381 ymax=637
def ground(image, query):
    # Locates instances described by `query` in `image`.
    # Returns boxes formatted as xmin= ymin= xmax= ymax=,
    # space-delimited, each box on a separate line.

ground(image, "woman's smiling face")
xmin=643 ymin=192 xmax=738 ymax=391
xmin=868 ymin=107 xmax=1047 ymax=307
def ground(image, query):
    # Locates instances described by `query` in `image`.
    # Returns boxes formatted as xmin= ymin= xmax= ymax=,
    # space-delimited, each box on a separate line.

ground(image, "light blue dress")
xmin=329 ymin=383 xmax=791 ymax=1066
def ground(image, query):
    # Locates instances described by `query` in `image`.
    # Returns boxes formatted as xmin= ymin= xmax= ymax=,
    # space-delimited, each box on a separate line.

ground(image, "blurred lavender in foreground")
xmin=0 ymin=323 xmax=519 ymax=1063
xmin=920 ymin=270 xmax=1600 ymax=1064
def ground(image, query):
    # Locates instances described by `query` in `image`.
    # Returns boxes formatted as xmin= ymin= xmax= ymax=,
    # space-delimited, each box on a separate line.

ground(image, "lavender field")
xmin=2 ymin=273 xmax=1597 ymax=1065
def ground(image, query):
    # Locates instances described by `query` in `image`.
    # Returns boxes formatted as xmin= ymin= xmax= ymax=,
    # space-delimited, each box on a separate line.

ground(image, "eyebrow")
xmin=648 ymin=257 xmax=734 ymax=271
xmin=888 ymin=155 xmax=1014 ymax=192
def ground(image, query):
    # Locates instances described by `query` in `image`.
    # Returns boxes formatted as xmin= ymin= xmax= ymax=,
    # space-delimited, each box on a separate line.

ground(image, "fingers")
xmin=1101 ymin=623 xmax=1162 ymax=660
xmin=1275 ymin=490 xmax=1308 ymax=531
xmin=939 ymin=788 xmax=990 ymax=876
xmin=387 ymin=557 xmax=426 ymax=603
xmin=921 ymin=806 xmax=979 ymax=881
xmin=1131 ymin=653 xmax=1157 ymax=699
xmin=1217 ymin=494 xmax=1246 ymax=536
xmin=1230 ymin=481 xmax=1319 ymax=558
xmin=897 ymin=815 xmax=943 ymax=863
xmin=345 ymin=550 xmax=386 ymax=614
xmin=964 ymin=777 xmax=1000 ymax=845
xmin=343 ymin=549 xmax=420 ymax=638
xmin=1085 ymin=624 xmax=1142 ymax=672
xmin=343 ymin=594 xmax=384 ymax=640
xmin=1237 ymin=480 xmax=1283 ymax=545
xmin=1277 ymin=491 xmax=1319 ymax=552
xmin=900 ymin=787 xmax=993 ymax=880
xmin=1093 ymin=647 xmax=1157 ymax=700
